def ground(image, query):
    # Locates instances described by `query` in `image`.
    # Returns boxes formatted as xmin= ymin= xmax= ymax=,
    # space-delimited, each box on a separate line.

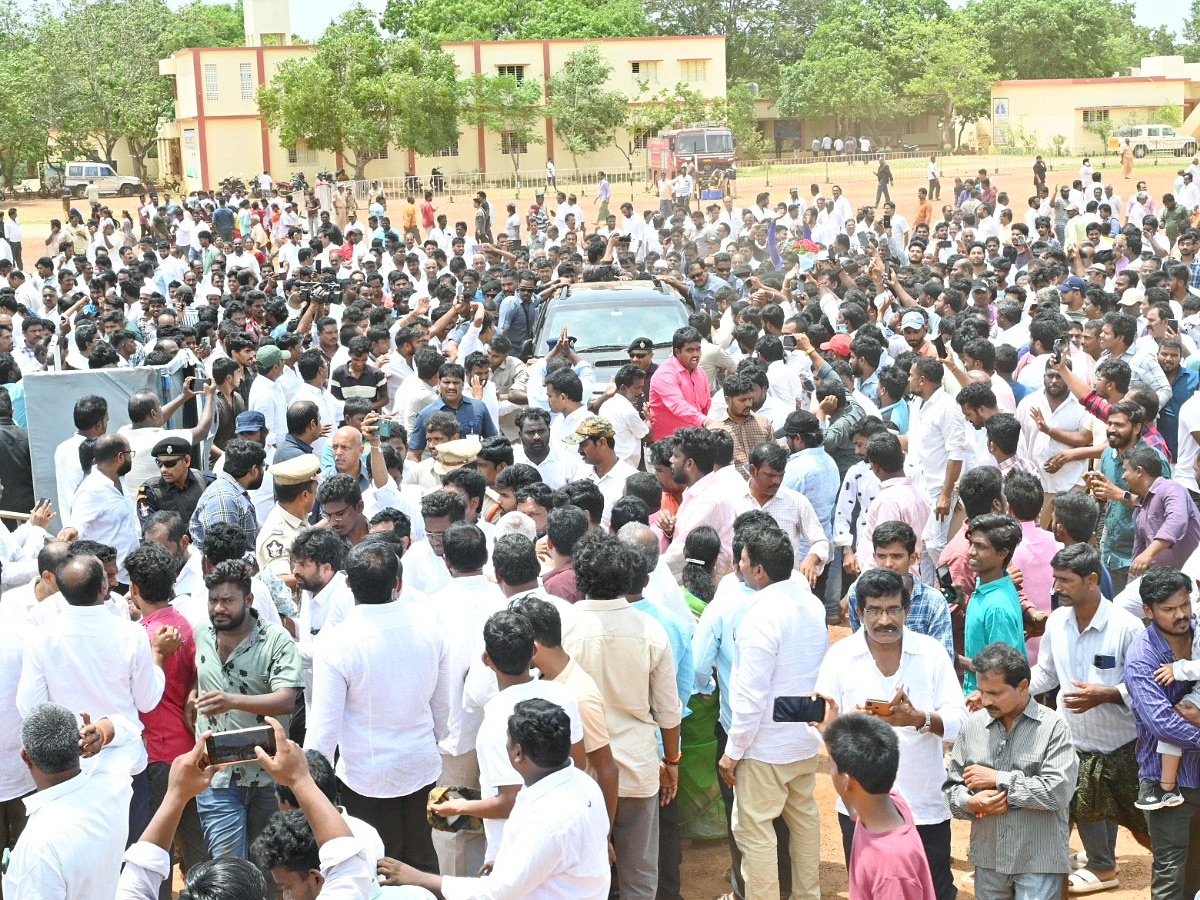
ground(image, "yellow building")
xmin=156 ymin=0 xmax=727 ymax=192
xmin=989 ymin=56 xmax=1200 ymax=155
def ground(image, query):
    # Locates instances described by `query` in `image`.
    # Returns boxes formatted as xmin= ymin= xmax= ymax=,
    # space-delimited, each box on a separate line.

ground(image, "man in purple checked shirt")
xmin=1124 ymin=446 xmax=1200 ymax=578
xmin=1126 ymin=568 xmax=1200 ymax=900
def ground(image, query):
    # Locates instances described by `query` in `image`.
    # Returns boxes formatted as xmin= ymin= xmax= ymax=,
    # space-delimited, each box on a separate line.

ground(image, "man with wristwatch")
xmin=815 ymin=567 xmax=967 ymax=900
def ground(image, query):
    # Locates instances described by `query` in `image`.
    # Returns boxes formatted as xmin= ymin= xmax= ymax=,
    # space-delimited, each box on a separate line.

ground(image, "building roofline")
xmin=442 ymin=35 xmax=725 ymax=46
xmin=991 ymin=75 xmax=1189 ymax=87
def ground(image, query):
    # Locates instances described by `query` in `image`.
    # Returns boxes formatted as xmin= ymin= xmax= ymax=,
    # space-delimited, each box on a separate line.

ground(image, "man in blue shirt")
xmin=1157 ymin=337 xmax=1197 ymax=461
xmin=408 ymin=362 xmax=496 ymax=461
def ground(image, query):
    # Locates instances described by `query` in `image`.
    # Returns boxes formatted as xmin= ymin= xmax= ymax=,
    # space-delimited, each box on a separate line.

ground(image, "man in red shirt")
xmin=648 ymin=326 xmax=709 ymax=441
xmin=419 ymin=190 xmax=436 ymax=233
xmin=125 ymin=541 xmax=203 ymax=891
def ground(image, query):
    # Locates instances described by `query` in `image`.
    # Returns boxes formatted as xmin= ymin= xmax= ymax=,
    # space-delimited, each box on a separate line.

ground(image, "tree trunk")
xmin=511 ymin=151 xmax=521 ymax=198
xmin=347 ymin=152 xmax=367 ymax=182
xmin=942 ymin=100 xmax=956 ymax=151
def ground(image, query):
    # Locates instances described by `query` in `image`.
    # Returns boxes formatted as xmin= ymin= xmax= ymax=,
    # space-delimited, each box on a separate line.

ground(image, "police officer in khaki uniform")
xmin=136 ymin=437 xmax=212 ymax=528
xmin=255 ymin=453 xmax=320 ymax=592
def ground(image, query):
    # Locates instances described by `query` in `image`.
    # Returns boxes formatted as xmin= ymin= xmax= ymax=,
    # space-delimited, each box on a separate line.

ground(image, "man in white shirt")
xmin=306 ymin=538 xmax=449 ymax=873
xmin=17 ymin=553 xmax=173 ymax=839
xmin=563 ymin=529 xmax=682 ymax=900
xmin=4 ymin=706 xmax=141 ymax=900
xmin=567 ymin=417 xmax=635 ymax=530
xmin=53 ymin=394 xmax=108 ymax=526
xmin=512 ymin=407 xmax=585 ymax=489
xmin=815 ymin=567 xmax=967 ymax=900
xmin=598 ymin=364 xmax=650 ymax=469
xmin=426 ymin=522 xmax=507 ymax=877
xmin=60 ymin=433 xmax=141 ymax=582
xmin=906 ymin=357 xmax=969 ymax=573
xmin=719 ymin=526 xmax=827 ymax=900
xmin=1029 ymin=543 xmax=1143 ymax=892
xmin=738 ymin=442 xmax=830 ymax=583
xmin=247 ymin=345 xmax=288 ymax=452
xmin=380 ymin=698 xmax=611 ymax=900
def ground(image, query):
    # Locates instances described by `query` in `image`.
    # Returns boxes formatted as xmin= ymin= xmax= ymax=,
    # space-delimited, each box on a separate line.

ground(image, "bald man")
xmin=325 ymin=423 xmax=388 ymax=496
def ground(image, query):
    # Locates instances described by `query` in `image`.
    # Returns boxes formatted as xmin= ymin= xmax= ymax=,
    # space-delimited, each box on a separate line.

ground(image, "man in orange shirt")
xmin=915 ymin=187 xmax=932 ymax=227
xmin=401 ymin=195 xmax=419 ymax=241
xmin=900 ymin=310 xmax=939 ymax=357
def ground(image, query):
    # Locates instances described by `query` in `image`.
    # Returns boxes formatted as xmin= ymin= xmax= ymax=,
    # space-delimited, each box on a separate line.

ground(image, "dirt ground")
xmin=20 ymin=156 xmax=1170 ymax=896
xmin=8 ymin=153 xmax=1189 ymax=265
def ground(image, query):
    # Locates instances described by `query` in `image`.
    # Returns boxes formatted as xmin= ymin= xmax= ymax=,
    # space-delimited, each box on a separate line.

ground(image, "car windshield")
xmin=540 ymin=296 xmax=688 ymax=352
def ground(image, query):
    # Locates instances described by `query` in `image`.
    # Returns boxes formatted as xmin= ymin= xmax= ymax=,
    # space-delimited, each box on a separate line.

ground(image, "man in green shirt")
xmin=193 ymin=557 xmax=303 ymax=888
xmin=962 ymin=513 xmax=1026 ymax=699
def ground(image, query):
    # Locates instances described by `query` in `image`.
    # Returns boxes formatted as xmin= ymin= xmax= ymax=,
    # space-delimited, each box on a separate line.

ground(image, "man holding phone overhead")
xmin=719 ymin=527 xmax=828 ymax=900
xmin=816 ymin=567 xmax=967 ymax=900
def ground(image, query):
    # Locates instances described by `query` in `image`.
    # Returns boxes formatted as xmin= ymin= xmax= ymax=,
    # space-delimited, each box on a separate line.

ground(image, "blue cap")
xmin=235 ymin=410 xmax=267 ymax=433
xmin=1057 ymin=275 xmax=1087 ymax=294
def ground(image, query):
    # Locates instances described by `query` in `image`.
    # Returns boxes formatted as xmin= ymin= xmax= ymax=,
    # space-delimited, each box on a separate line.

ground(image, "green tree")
xmin=777 ymin=0 xmax=947 ymax=138
xmin=903 ymin=18 xmax=994 ymax=149
xmin=1186 ymin=0 xmax=1200 ymax=63
xmin=171 ymin=0 xmax=246 ymax=47
xmin=547 ymin=44 xmax=629 ymax=168
xmin=711 ymin=82 xmax=767 ymax=160
xmin=37 ymin=0 xmax=182 ymax=181
xmin=257 ymin=6 xmax=460 ymax=180
xmin=382 ymin=0 xmax=654 ymax=41
xmin=965 ymin=0 xmax=1153 ymax=80
xmin=650 ymin=0 xmax=821 ymax=87
xmin=461 ymin=73 xmax=545 ymax=193
xmin=0 ymin=42 xmax=51 ymax=188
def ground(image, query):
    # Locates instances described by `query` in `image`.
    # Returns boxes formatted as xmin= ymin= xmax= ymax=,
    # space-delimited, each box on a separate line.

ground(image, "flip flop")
xmin=1068 ymin=869 xmax=1119 ymax=895
xmin=1070 ymin=850 xmax=1089 ymax=870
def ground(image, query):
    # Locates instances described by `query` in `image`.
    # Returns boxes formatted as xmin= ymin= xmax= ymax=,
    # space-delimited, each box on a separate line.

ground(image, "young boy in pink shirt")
xmin=825 ymin=714 xmax=936 ymax=900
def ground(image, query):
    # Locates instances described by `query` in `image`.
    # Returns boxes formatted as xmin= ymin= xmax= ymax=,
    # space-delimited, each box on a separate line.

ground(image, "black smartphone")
xmin=932 ymin=335 xmax=947 ymax=358
xmin=205 ymin=725 xmax=276 ymax=765
xmin=1053 ymin=338 xmax=1065 ymax=363
xmin=937 ymin=240 xmax=951 ymax=249
xmin=315 ymin=259 xmax=323 ymax=272
xmin=772 ymin=695 xmax=825 ymax=723
xmin=1169 ymin=319 xmax=1180 ymax=332
xmin=882 ymin=215 xmax=892 ymax=228
xmin=781 ymin=334 xmax=797 ymax=349
xmin=936 ymin=564 xmax=953 ymax=590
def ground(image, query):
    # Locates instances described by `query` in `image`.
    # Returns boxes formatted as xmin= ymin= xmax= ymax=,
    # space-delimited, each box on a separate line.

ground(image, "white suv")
xmin=1108 ymin=124 xmax=1197 ymax=158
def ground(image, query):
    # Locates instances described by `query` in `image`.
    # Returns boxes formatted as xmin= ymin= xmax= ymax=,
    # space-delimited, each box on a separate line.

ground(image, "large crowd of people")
xmin=1 ymin=150 xmax=1200 ymax=900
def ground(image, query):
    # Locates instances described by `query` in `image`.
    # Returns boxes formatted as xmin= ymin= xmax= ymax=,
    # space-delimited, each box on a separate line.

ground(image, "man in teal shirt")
xmin=1088 ymin=399 xmax=1170 ymax=593
xmin=962 ymin=512 xmax=1026 ymax=696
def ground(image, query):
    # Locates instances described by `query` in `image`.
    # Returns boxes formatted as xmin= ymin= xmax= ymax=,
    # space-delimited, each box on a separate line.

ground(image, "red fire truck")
xmin=645 ymin=122 xmax=735 ymax=188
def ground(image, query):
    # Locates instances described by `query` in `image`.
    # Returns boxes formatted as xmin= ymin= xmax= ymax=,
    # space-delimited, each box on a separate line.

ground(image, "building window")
xmin=204 ymin=64 xmax=219 ymax=101
xmin=631 ymin=61 xmax=659 ymax=84
xmin=239 ymin=63 xmax=254 ymax=100
xmin=679 ymin=60 xmax=706 ymax=83
xmin=634 ymin=127 xmax=652 ymax=150
xmin=436 ymin=141 xmax=460 ymax=158
xmin=362 ymin=147 xmax=389 ymax=161
xmin=501 ymin=131 xmax=528 ymax=155
xmin=1082 ymin=109 xmax=1110 ymax=124
xmin=497 ymin=65 xmax=526 ymax=82
xmin=286 ymin=141 xmax=318 ymax=166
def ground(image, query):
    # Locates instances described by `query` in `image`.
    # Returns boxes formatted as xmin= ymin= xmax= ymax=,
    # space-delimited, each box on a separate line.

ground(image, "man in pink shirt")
xmin=124 ymin=540 xmax=203 ymax=885
xmin=854 ymin=432 xmax=930 ymax=573
xmin=649 ymin=326 xmax=709 ymax=441
xmin=661 ymin=428 xmax=736 ymax=576
xmin=1004 ymin=471 xmax=1062 ymax=663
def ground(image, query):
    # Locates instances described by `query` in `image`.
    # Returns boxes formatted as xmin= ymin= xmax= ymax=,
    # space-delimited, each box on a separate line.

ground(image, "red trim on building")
xmin=256 ymin=48 xmax=271 ymax=173
xmin=192 ymin=52 xmax=210 ymax=189
xmin=474 ymin=43 xmax=486 ymax=176
xmin=542 ymin=40 xmax=554 ymax=157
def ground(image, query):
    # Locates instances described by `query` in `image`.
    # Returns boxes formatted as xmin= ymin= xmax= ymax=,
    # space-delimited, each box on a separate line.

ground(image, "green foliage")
xmin=965 ymin=0 xmax=1149 ymax=81
xmin=258 ymin=5 xmax=460 ymax=180
xmin=382 ymin=0 xmax=655 ymax=42
xmin=713 ymin=83 xmax=767 ymax=160
xmin=460 ymin=73 xmax=545 ymax=187
xmin=171 ymin=0 xmax=245 ymax=47
xmin=1187 ymin=0 xmax=1200 ymax=63
xmin=649 ymin=0 xmax=820 ymax=88
xmin=902 ymin=17 xmax=994 ymax=148
xmin=547 ymin=45 xmax=628 ymax=158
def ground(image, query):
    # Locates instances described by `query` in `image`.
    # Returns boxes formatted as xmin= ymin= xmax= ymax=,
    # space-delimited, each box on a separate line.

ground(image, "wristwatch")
xmin=1122 ymin=490 xmax=1132 ymax=504
xmin=917 ymin=710 xmax=932 ymax=734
